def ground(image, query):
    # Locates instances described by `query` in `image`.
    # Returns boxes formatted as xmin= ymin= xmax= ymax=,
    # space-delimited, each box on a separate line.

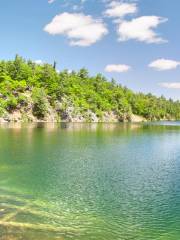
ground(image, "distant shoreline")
xmin=0 ymin=116 xmax=176 ymax=124
xmin=0 ymin=56 xmax=180 ymax=123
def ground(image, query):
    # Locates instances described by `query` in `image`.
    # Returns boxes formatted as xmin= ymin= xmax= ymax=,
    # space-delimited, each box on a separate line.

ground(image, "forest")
xmin=0 ymin=55 xmax=179 ymax=122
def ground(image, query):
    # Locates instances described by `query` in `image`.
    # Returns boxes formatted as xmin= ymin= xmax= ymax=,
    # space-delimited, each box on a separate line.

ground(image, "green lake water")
xmin=0 ymin=122 xmax=180 ymax=239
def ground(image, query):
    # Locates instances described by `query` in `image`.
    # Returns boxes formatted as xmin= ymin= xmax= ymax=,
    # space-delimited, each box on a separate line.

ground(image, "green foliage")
xmin=6 ymin=95 xmax=18 ymax=111
xmin=0 ymin=55 xmax=180 ymax=121
xmin=17 ymin=94 xmax=28 ymax=106
xmin=32 ymin=87 xmax=48 ymax=118
xmin=0 ymin=98 xmax=6 ymax=117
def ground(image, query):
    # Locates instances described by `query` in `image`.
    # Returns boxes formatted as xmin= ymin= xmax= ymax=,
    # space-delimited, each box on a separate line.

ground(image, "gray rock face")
xmin=0 ymin=94 xmax=145 ymax=123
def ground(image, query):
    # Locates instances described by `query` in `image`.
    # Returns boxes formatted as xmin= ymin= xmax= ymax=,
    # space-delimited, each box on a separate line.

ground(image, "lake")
xmin=0 ymin=122 xmax=180 ymax=239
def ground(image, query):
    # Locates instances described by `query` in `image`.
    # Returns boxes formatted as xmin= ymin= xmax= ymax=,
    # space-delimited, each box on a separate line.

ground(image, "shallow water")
xmin=0 ymin=122 xmax=180 ymax=239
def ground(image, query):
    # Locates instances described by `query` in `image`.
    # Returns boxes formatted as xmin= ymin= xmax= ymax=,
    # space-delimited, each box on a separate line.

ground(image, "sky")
xmin=0 ymin=0 xmax=180 ymax=99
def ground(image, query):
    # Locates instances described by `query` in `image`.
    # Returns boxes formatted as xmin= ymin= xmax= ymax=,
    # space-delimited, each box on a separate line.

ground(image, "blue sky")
xmin=0 ymin=0 xmax=180 ymax=99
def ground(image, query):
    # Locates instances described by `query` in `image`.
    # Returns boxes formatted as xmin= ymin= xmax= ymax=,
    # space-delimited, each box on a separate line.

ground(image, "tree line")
xmin=0 ymin=55 xmax=179 ymax=121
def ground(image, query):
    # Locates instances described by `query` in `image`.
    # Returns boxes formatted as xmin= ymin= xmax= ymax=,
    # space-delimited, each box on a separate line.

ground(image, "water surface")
xmin=0 ymin=122 xmax=180 ymax=239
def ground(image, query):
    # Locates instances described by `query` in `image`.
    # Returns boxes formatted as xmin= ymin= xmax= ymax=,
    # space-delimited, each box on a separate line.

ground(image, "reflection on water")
xmin=0 ymin=122 xmax=180 ymax=239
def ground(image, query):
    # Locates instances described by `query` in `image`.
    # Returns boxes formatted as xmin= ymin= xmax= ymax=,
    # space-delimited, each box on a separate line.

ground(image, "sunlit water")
xmin=0 ymin=122 xmax=180 ymax=239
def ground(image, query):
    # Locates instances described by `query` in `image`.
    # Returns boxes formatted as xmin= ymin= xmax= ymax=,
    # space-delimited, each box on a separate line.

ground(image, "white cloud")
xmin=48 ymin=0 xmax=55 ymax=4
xmin=67 ymin=69 xmax=73 ymax=74
xmin=34 ymin=60 xmax=43 ymax=65
xmin=159 ymin=82 xmax=180 ymax=89
xmin=149 ymin=59 xmax=180 ymax=71
xmin=104 ymin=1 xmax=137 ymax=19
xmin=117 ymin=16 xmax=167 ymax=43
xmin=105 ymin=64 xmax=131 ymax=73
xmin=44 ymin=12 xmax=108 ymax=46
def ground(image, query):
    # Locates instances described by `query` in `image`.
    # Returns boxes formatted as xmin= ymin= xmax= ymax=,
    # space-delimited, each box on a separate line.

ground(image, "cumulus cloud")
xmin=104 ymin=1 xmax=137 ymax=19
xmin=105 ymin=64 xmax=131 ymax=73
xmin=117 ymin=16 xmax=167 ymax=43
xmin=159 ymin=82 xmax=180 ymax=89
xmin=44 ymin=12 xmax=108 ymax=46
xmin=149 ymin=59 xmax=180 ymax=71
